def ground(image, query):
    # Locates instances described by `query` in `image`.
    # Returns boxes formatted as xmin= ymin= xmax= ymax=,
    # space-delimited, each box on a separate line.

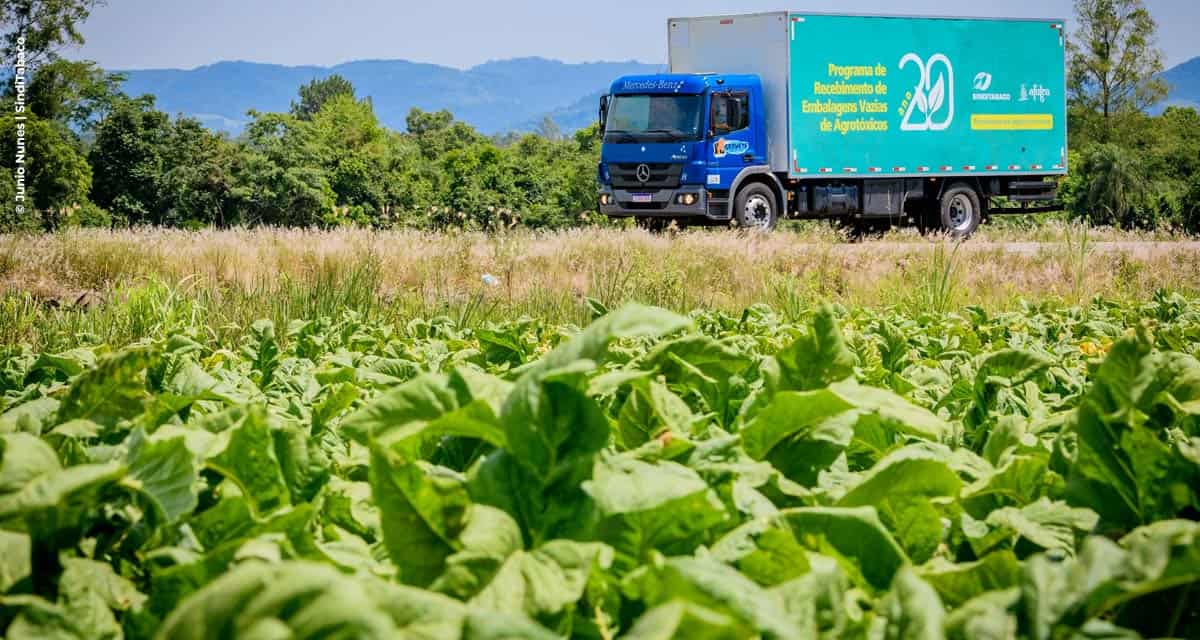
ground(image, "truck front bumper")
xmin=598 ymin=186 xmax=715 ymax=219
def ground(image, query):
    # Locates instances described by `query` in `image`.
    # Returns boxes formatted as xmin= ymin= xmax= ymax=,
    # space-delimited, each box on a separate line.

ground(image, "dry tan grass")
xmin=4 ymin=226 xmax=1200 ymax=317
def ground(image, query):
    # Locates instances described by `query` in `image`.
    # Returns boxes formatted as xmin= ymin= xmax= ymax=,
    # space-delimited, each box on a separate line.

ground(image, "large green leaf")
xmin=624 ymin=599 xmax=754 ymax=640
xmin=1020 ymin=520 xmax=1200 ymax=639
xmin=632 ymin=334 xmax=755 ymax=427
xmin=615 ymin=378 xmax=695 ymax=449
xmin=739 ymin=388 xmax=855 ymax=485
xmin=710 ymin=517 xmax=812 ymax=587
xmin=0 ymin=433 xmax=61 ymax=495
xmin=469 ymin=540 xmax=612 ymax=630
xmin=585 ymin=454 xmax=727 ymax=572
xmin=771 ymin=304 xmax=856 ymax=392
xmin=836 ymin=447 xmax=962 ymax=563
xmin=370 ymin=452 xmax=470 ymax=587
xmin=876 ymin=567 xmax=945 ymax=640
xmin=206 ymin=406 xmax=290 ymax=516
xmin=126 ymin=428 xmax=197 ymax=524
xmin=778 ymin=506 xmax=908 ymax=591
xmin=623 ymin=555 xmax=803 ymax=639
xmin=919 ymin=551 xmax=1021 ymax=609
xmin=54 ymin=345 xmax=159 ymax=430
xmin=500 ymin=305 xmax=689 ymax=481
xmin=57 ymin=557 xmax=147 ymax=640
xmin=156 ymin=560 xmax=557 ymax=640
xmin=0 ymin=529 xmax=31 ymax=592
xmin=983 ymin=498 xmax=1098 ymax=556
xmin=0 ymin=397 xmax=60 ymax=435
xmin=340 ymin=367 xmax=510 ymax=457
xmin=1062 ymin=331 xmax=1200 ymax=530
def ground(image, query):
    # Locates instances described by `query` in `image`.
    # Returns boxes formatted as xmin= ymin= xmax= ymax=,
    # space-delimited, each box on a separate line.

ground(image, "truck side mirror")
xmin=598 ymin=95 xmax=609 ymax=132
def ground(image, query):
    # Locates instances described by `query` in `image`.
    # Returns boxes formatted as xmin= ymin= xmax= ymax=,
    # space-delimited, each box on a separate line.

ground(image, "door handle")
xmin=742 ymin=153 xmax=754 ymax=163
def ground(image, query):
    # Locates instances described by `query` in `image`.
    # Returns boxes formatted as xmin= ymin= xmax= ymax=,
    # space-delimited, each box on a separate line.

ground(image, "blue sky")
xmin=72 ymin=0 xmax=1198 ymax=71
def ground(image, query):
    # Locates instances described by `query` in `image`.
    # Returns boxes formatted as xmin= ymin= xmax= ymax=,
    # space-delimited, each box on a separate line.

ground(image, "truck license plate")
xmin=631 ymin=194 xmax=652 ymax=203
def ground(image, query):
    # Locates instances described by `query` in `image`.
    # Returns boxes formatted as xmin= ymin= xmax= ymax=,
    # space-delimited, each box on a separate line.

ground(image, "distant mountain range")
xmin=116 ymin=54 xmax=1198 ymax=136
xmin=116 ymin=57 xmax=662 ymax=135
xmin=1161 ymin=56 xmax=1200 ymax=112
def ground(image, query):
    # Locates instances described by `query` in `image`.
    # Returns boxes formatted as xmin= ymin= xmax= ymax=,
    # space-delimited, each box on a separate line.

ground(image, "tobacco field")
xmin=1 ymin=296 xmax=1199 ymax=639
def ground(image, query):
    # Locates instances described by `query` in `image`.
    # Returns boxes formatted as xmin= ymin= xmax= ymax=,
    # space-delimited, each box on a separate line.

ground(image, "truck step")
xmin=1008 ymin=181 xmax=1057 ymax=191
xmin=707 ymin=198 xmax=729 ymax=220
xmin=1008 ymin=193 xmax=1058 ymax=202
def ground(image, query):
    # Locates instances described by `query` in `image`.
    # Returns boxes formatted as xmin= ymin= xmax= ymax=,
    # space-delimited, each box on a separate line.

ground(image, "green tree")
xmin=1067 ymin=0 xmax=1169 ymax=142
xmin=26 ymin=58 xmax=126 ymax=129
xmin=159 ymin=118 xmax=238 ymax=227
xmin=0 ymin=111 xmax=91 ymax=230
xmin=1 ymin=0 xmax=104 ymax=67
xmin=290 ymin=74 xmax=355 ymax=121
xmin=405 ymin=108 xmax=486 ymax=160
xmin=88 ymin=97 xmax=171 ymax=226
xmin=1066 ymin=143 xmax=1150 ymax=228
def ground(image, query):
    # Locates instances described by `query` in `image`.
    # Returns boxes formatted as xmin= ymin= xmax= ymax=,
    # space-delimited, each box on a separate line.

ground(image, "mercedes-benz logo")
xmin=635 ymin=164 xmax=651 ymax=183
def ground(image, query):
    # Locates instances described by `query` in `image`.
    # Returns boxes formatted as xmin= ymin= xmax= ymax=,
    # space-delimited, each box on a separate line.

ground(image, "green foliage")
xmin=0 ymin=0 xmax=102 ymax=67
xmin=87 ymin=97 xmax=171 ymax=225
xmin=0 ymin=111 xmax=91 ymax=230
xmin=289 ymin=73 xmax=355 ymax=121
xmin=1067 ymin=0 xmax=1168 ymax=132
xmin=1066 ymin=143 xmax=1148 ymax=227
xmin=1 ymin=298 xmax=1199 ymax=638
xmin=24 ymin=59 xmax=126 ymax=130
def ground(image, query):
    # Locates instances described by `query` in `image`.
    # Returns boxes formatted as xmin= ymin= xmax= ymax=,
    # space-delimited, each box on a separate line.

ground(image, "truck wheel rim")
xmin=745 ymin=194 xmax=772 ymax=228
xmin=948 ymin=194 xmax=974 ymax=230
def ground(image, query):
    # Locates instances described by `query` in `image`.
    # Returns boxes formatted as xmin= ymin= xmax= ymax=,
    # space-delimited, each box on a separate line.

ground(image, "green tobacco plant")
xmin=0 ymin=298 xmax=1198 ymax=638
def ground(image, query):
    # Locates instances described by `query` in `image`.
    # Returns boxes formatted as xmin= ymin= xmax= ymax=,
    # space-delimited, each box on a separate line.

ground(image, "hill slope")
xmin=1161 ymin=56 xmax=1200 ymax=111
xmin=116 ymin=57 xmax=662 ymax=135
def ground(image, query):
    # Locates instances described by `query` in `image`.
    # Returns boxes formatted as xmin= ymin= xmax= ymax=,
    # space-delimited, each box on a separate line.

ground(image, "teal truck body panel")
xmin=786 ymin=13 xmax=1067 ymax=178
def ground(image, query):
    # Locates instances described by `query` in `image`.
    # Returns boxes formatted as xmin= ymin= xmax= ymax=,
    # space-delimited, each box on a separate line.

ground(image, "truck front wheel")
xmin=939 ymin=183 xmax=982 ymax=238
xmin=734 ymin=183 xmax=778 ymax=231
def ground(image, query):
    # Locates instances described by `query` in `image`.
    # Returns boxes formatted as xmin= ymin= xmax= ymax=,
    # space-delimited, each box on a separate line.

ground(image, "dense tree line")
xmin=1 ymin=67 xmax=603 ymax=231
xmin=1062 ymin=0 xmax=1200 ymax=230
xmin=1 ymin=0 xmax=1199 ymax=233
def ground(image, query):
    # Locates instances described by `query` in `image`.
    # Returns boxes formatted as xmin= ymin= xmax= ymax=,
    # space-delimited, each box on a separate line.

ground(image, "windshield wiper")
xmin=603 ymin=129 xmax=638 ymax=143
xmin=643 ymin=128 xmax=689 ymax=141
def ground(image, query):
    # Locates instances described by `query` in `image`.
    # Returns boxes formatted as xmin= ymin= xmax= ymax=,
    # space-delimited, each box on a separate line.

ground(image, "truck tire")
xmin=734 ymin=183 xmax=778 ymax=231
xmin=939 ymin=183 xmax=982 ymax=238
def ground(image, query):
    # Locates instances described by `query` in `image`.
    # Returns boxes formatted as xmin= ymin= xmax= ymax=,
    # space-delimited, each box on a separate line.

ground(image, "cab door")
xmin=706 ymin=90 xmax=759 ymax=190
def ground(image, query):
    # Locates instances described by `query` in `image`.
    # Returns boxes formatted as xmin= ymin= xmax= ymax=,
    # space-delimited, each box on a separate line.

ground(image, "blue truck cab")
xmin=597 ymin=73 xmax=772 ymax=227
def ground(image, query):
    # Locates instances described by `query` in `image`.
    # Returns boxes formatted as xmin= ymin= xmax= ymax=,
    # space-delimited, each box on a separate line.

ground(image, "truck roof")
xmin=608 ymin=73 xmax=760 ymax=95
xmin=666 ymin=11 xmax=1064 ymax=23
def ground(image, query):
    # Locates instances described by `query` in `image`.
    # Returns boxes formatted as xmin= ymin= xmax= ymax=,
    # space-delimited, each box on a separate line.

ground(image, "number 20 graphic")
xmin=899 ymin=53 xmax=955 ymax=132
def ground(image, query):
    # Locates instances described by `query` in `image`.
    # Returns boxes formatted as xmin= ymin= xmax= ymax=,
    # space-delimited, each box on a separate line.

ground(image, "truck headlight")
xmin=676 ymin=193 xmax=697 ymax=205
xmin=600 ymin=194 xmax=612 ymax=205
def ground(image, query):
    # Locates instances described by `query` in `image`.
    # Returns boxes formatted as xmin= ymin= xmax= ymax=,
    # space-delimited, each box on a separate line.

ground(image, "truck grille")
xmin=611 ymin=163 xmax=683 ymax=189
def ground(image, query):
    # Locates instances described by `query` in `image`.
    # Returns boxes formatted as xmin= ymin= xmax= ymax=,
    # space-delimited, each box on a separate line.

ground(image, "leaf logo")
xmin=899 ymin=53 xmax=955 ymax=132
xmin=973 ymin=72 xmax=992 ymax=92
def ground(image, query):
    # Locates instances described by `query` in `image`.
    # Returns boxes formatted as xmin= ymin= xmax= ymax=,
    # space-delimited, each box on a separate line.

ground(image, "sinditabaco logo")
xmin=971 ymin=71 xmax=1012 ymax=102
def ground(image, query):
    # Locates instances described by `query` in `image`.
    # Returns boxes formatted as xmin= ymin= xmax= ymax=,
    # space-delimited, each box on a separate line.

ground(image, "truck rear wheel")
xmin=939 ymin=184 xmax=982 ymax=238
xmin=734 ymin=183 xmax=778 ymax=231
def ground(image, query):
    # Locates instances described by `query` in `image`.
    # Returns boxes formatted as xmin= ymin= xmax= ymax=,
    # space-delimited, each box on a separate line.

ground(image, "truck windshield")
xmin=603 ymin=94 xmax=703 ymax=143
